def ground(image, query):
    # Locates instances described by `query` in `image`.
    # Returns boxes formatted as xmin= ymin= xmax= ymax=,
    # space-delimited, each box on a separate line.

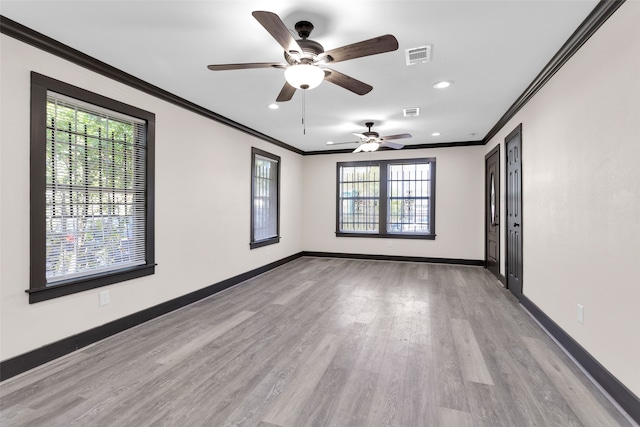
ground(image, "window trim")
xmin=250 ymin=147 xmax=280 ymax=249
xmin=28 ymin=72 xmax=155 ymax=303
xmin=336 ymin=158 xmax=436 ymax=240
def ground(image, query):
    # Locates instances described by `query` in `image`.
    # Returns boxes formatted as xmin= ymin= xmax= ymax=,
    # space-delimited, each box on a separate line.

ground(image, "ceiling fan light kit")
xmin=359 ymin=142 xmax=380 ymax=152
xmin=284 ymin=64 xmax=325 ymax=90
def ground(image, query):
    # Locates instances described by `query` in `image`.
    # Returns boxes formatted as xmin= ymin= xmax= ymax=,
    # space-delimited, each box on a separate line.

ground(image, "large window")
xmin=29 ymin=73 xmax=155 ymax=303
xmin=337 ymin=158 xmax=436 ymax=239
xmin=250 ymin=147 xmax=280 ymax=249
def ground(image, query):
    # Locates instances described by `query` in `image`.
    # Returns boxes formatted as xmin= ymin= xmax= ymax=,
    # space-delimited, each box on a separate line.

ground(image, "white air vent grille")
xmin=405 ymin=45 xmax=431 ymax=65
xmin=403 ymin=107 xmax=420 ymax=117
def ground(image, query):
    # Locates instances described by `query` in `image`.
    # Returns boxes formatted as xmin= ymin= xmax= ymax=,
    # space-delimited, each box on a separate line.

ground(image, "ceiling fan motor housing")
xmin=285 ymin=40 xmax=324 ymax=65
xmin=363 ymin=122 xmax=379 ymax=139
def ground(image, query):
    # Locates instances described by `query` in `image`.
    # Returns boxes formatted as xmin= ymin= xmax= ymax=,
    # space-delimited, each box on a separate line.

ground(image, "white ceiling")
xmin=1 ymin=0 xmax=599 ymax=152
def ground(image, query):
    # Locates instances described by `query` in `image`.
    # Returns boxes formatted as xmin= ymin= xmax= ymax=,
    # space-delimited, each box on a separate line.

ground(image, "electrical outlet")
xmin=577 ymin=304 xmax=584 ymax=324
xmin=99 ymin=290 xmax=110 ymax=307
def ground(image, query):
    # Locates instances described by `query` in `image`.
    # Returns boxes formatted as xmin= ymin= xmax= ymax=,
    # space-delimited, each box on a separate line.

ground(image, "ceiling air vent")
xmin=403 ymin=107 xmax=420 ymax=117
xmin=405 ymin=45 xmax=431 ymax=66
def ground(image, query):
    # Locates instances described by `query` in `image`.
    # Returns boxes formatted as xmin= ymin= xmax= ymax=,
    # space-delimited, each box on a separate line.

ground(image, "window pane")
xmin=387 ymin=163 xmax=431 ymax=234
xmin=252 ymin=151 xmax=279 ymax=244
xmin=45 ymin=93 xmax=146 ymax=284
xmin=338 ymin=165 xmax=380 ymax=233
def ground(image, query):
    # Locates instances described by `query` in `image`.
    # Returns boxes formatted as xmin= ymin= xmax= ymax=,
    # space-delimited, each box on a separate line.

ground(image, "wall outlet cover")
xmin=99 ymin=290 xmax=110 ymax=306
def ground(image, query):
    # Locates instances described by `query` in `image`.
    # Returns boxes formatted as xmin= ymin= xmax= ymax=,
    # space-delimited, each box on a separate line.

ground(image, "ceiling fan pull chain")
xmin=302 ymin=89 xmax=306 ymax=134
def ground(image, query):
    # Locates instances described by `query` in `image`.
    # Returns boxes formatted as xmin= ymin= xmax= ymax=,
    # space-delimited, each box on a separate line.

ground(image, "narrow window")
xmin=337 ymin=164 xmax=381 ymax=233
xmin=387 ymin=162 xmax=433 ymax=234
xmin=337 ymin=158 xmax=436 ymax=239
xmin=29 ymin=73 xmax=155 ymax=303
xmin=250 ymin=148 xmax=280 ymax=248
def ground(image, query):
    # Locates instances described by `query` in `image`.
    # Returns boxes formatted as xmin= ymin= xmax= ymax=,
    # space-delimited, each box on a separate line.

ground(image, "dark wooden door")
xmin=485 ymin=145 xmax=500 ymax=280
xmin=506 ymin=125 xmax=523 ymax=299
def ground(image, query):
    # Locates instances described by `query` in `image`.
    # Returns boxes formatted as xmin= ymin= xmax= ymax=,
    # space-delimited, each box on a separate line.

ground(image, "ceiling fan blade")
xmin=323 ymin=69 xmax=372 ymax=95
xmin=252 ymin=11 xmax=303 ymax=55
xmin=207 ymin=63 xmax=286 ymax=71
xmin=353 ymin=145 xmax=365 ymax=153
xmin=276 ymin=82 xmax=296 ymax=102
xmin=380 ymin=141 xmax=405 ymax=150
xmin=352 ymin=133 xmax=367 ymax=139
xmin=379 ymin=133 xmax=412 ymax=141
xmin=319 ymin=34 xmax=399 ymax=64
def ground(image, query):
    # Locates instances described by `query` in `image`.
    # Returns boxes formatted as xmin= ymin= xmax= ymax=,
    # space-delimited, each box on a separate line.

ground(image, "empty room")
xmin=0 ymin=1 xmax=638 ymax=426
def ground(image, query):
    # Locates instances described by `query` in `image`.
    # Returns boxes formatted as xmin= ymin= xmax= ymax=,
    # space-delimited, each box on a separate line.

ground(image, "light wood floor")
xmin=0 ymin=257 xmax=634 ymax=426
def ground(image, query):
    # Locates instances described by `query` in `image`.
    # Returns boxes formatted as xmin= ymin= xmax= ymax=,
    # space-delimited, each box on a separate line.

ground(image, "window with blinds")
xmin=45 ymin=93 xmax=147 ymax=283
xmin=250 ymin=148 xmax=280 ymax=248
xmin=29 ymin=72 xmax=155 ymax=303
xmin=336 ymin=158 xmax=436 ymax=239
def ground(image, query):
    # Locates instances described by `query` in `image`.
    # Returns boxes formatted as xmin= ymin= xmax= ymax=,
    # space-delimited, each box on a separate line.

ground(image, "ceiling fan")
xmin=328 ymin=122 xmax=412 ymax=153
xmin=207 ymin=11 xmax=399 ymax=102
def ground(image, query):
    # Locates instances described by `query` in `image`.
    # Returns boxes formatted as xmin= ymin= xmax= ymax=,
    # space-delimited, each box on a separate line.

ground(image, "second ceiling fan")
xmin=329 ymin=122 xmax=412 ymax=153
xmin=207 ymin=11 xmax=399 ymax=102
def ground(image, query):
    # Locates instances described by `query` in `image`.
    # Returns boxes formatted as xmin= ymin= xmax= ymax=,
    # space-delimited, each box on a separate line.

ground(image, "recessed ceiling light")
xmin=432 ymin=132 xmax=441 ymax=136
xmin=268 ymin=103 xmax=279 ymax=110
xmin=326 ymin=141 xmax=334 ymax=145
xmin=433 ymin=81 xmax=452 ymax=89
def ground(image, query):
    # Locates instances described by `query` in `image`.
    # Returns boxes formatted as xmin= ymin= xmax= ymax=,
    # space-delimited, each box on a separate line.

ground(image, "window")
xmin=337 ymin=158 xmax=436 ymax=239
xmin=29 ymin=72 xmax=155 ymax=303
xmin=250 ymin=147 xmax=280 ymax=248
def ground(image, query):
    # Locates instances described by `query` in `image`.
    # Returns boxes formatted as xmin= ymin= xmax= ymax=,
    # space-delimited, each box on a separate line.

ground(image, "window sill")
xmin=27 ymin=264 xmax=156 ymax=303
xmin=336 ymin=232 xmax=436 ymax=240
xmin=250 ymin=236 xmax=280 ymax=249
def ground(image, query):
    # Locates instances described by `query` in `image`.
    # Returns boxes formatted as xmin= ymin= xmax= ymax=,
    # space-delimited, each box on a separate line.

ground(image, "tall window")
xmin=251 ymin=148 xmax=280 ymax=248
xmin=337 ymin=158 xmax=436 ymax=239
xmin=337 ymin=164 xmax=380 ymax=233
xmin=30 ymin=73 xmax=155 ymax=303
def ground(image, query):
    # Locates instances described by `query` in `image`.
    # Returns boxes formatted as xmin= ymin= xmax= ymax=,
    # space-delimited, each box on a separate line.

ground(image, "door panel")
xmin=506 ymin=125 xmax=522 ymax=299
xmin=485 ymin=145 xmax=500 ymax=279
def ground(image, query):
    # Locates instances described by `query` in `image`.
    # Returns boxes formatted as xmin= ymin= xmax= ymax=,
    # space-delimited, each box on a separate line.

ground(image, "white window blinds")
xmin=45 ymin=91 xmax=147 ymax=284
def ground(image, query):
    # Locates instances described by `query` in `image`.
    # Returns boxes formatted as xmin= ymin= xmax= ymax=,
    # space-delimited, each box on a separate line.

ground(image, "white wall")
xmin=485 ymin=1 xmax=640 ymax=396
xmin=302 ymin=146 xmax=485 ymax=260
xmin=0 ymin=35 xmax=304 ymax=361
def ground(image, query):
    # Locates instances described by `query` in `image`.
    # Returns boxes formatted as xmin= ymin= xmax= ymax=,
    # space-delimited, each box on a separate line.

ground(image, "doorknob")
xmin=514 ymin=223 xmax=520 ymax=227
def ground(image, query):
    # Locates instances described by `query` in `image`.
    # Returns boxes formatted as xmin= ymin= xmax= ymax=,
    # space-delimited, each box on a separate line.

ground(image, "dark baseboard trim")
xmin=0 ymin=252 xmax=303 ymax=382
xmin=520 ymin=294 xmax=640 ymax=424
xmin=482 ymin=0 xmax=626 ymax=144
xmin=0 ymin=15 xmax=303 ymax=156
xmin=302 ymin=251 xmax=484 ymax=266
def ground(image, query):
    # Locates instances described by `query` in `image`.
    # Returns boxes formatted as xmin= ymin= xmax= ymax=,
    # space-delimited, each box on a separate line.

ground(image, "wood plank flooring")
xmin=0 ymin=257 xmax=634 ymax=426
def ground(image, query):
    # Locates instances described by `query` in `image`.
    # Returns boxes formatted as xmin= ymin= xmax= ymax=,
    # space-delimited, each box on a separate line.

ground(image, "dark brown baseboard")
xmin=302 ymin=251 xmax=484 ymax=266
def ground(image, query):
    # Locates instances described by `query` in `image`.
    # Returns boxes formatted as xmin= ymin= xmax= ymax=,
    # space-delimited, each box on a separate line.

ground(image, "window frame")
xmin=336 ymin=157 xmax=436 ymax=240
xmin=29 ymin=72 xmax=155 ymax=303
xmin=250 ymin=147 xmax=281 ymax=249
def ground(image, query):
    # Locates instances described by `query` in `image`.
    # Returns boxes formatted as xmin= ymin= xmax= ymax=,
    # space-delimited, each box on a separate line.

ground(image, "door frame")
xmin=484 ymin=144 xmax=502 ymax=283
xmin=505 ymin=124 xmax=523 ymax=300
